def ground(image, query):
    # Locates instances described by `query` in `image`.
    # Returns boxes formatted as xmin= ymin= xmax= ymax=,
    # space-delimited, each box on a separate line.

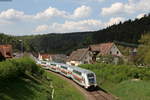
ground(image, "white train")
xmin=36 ymin=60 xmax=97 ymax=89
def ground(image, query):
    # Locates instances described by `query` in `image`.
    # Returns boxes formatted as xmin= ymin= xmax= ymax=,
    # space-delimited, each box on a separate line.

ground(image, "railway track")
xmin=46 ymin=70 xmax=118 ymax=100
xmin=90 ymin=90 xmax=107 ymax=100
xmin=89 ymin=89 xmax=118 ymax=100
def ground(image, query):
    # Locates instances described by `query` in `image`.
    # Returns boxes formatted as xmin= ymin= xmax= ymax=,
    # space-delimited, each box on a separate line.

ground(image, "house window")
xmin=6 ymin=52 xmax=11 ymax=56
xmin=110 ymin=51 xmax=112 ymax=54
xmin=116 ymin=51 xmax=119 ymax=54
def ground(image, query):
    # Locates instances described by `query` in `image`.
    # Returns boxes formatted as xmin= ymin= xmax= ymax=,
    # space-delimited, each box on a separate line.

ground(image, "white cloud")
xmin=101 ymin=2 xmax=124 ymax=16
xmin=105 ymin=17 xmax=125 ymax=27
xmin=101 ymin=0 xmax=150 ymax=16
xmin=0 ymin=9 xmax=31 ymax=21
xmin=71 ymin=5 xmax=91 ymax=18
xmin=34 ymin=17 xmax=126 ymax=34
xmin=34 ymin=25 xmax=48 ymax=32
xmin=34 ymin=7 xmax=68 ymax=19
xmin=0 ymin=5 xmax=92 ymax=23
xmin=34 ymin=19 xmax=102 ymax=33
xmin=137 ymin=13 xmax=145 ymax=19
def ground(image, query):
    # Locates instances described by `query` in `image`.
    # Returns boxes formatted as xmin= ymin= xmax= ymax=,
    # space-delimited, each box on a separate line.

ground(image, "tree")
xmin=136 ymin=33 xmax=150 ymax=65
xmin=144 ymin=50 xmax=150 ymax=66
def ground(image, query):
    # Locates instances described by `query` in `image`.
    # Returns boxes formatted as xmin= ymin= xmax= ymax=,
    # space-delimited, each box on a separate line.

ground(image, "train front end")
xmin=85 ymin=72 xmax=97 ymax=89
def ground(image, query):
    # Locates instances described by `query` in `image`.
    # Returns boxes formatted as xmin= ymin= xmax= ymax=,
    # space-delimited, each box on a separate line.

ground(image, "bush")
xmin=96 ymin=55 xmax=124 ymax=65
xmin=0 ymin=57 xmax=43 ymax=80
xmin=80 ymin=63 xmax=150 ymax=84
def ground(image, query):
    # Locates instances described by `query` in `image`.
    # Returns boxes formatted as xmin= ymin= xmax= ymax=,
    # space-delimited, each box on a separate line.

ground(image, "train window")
xmin=73 ymin=70 xmax=81 ymax=75
xmin=61 ymin=66 xmax=67 ymax=69
xmin=51 ymin=64 xmax=56 ymax=66
xmin=42 ymin=62 xmax=46 ymax=64
xmin=87 ymin=73 xmax=94 ymax=77
xmin=88 ymin=78 xmax=95 ymax=84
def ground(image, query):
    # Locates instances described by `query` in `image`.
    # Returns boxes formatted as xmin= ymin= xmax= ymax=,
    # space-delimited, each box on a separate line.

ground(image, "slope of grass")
xmin=102 ymin=80 xmax=150 ymax=100
xmin=80 ymin=63 xmax=150 ymax=100
xmin=0 ymin=57 xmax=52 ymax=100
xmin=46 ymin=72 xmax=86 ymax=100
xmin=0 ymin=57 xmax=85 ymax=100
xmin=0 ymin=74 xmax=52 ymax=100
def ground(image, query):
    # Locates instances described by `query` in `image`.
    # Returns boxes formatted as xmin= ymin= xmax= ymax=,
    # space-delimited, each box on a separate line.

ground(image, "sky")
xmin=0 ymin=0 xmax=149 ymax=36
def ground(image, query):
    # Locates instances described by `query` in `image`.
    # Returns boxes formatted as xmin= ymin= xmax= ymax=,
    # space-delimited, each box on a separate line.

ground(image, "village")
xmin=0 ymin=42 xmax=137 ymax=66
xmin=1 ymin=0 xmax=150 ymax=99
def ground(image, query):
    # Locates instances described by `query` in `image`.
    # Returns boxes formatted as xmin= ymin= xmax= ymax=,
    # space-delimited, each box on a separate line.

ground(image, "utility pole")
xmin=19 ymin=40 xmax=23 ymax=56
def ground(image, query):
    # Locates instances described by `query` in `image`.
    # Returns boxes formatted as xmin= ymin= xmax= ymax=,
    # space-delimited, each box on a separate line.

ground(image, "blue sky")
xmin=0 ymin=0 xmax=149 ymax=35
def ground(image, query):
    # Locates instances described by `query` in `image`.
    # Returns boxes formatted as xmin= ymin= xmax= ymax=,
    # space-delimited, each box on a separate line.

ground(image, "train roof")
xmin=62 ymin=64 xmax=93 ymax=74
xmin=41 ymin=61 xmax=94 ymax=74
xmin=72 ymin=66 xmax=93 ymax=74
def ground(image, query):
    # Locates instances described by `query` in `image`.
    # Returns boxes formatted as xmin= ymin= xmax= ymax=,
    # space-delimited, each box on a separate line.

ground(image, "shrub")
xmin=0 ymin=57 xmax=43 ymax=80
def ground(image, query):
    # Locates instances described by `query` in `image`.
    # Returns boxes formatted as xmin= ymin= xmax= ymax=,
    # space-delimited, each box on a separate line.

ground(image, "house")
xmin=89 ymin=42 xmax=123 ymax=62
xmin=0 ymin=45 xmax=13 ymax=61
xmin=38 ymin=53 xmax=67 ymax=62
xmin=66 ymin=48 xmax=92 ymax=66
xmin=38 ymin=53 xmax=53 ymax=61
xmin=52 ymin=54 xmax=67 ymax=63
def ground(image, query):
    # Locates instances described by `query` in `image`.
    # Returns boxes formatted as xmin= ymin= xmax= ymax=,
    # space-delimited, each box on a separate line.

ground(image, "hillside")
xmin=0 ymin=57 xmax=53 ymax=100
xmin=0 ymin=14 xmax=150 ymax=54
xmin=80 ymin=63 xmax=150 ymax=100
xmin=0 ymin=57 xmax=85 ymax=100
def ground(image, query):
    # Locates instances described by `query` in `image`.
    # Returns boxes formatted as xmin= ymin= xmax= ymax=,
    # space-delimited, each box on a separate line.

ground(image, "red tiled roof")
xmin=0 ymin=45 xmax=12 ymax=58
xmin=90 ymin=42 xmax=114 ymax=55
xmin=40 ymin=54 xmax=52 ymax=59
xmin=99 ymin=43 xmax=114 ymax=55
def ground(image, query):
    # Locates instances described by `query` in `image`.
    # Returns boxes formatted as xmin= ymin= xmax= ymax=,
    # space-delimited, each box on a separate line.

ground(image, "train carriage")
xmin=72 ymin=66 xmax=97 ymax=88
xmin=37 ymin=60 xmax=49 ymax=70
xmin=59 ymin=64 xmax=73 ymax=78
xmin=36 ymin=60 xmax=97 ymax=89
xmin=49 ymin=62 xmax=60 ymax=72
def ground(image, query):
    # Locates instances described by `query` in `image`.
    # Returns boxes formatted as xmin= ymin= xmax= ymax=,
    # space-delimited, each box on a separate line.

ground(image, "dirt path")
xmin=47 ymin=70 xmax=117 ymax=100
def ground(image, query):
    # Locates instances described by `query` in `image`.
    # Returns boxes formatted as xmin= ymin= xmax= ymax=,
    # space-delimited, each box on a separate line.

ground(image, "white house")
xmin=66 ymin=48 xmax=92 ymax=66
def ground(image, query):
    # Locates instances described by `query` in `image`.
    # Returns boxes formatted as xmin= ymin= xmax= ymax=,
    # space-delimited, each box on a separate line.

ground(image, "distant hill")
xmin=93 ymin=14 xmax=150 ymax=44
xmin=0 ymin=14 xmax=150 ymax=54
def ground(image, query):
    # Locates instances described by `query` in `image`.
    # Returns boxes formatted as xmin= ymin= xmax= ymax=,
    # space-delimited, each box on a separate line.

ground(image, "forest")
xmin=0 ymin=14 xmax=150 ymax=54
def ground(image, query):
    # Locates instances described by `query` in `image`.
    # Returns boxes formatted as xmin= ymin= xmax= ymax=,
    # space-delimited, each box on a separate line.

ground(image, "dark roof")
xmin=67 ymin=48 xmax=89 ymax=61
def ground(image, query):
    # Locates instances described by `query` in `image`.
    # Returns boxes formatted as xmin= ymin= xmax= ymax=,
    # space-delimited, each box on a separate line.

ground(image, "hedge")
xmin=0 ymin=57 xmax=43 ymax=80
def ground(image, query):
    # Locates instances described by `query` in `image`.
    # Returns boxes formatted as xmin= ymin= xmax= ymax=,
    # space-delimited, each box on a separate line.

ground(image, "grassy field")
xmin=80 ymin=63 xmax=150 ymax=100
xmin=46 ymin=72 xmax=86 ymax=100
xmin=102 ymin=80 xmax=150 ymax=100
xmin=0 ymin=74 xmax=52 ymax=100
xmin=0 ymin=57 xmax=53 ymax=100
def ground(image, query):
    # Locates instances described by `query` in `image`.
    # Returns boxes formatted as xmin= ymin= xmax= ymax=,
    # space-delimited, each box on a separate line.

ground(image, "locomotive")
xmin=37 ymin=60 xmax=97 ymax=89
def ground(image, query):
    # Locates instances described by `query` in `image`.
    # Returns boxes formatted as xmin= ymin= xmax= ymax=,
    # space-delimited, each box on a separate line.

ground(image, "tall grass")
xmin=0 ymin=57 xmax=44 ymax=80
